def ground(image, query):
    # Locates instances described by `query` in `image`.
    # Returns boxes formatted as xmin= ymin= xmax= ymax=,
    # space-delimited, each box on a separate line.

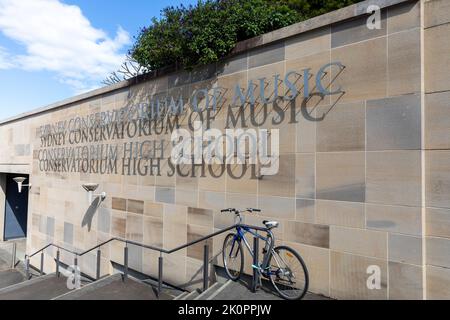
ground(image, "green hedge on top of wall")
xmin=131 ymin=0 xmax=363 ymax=71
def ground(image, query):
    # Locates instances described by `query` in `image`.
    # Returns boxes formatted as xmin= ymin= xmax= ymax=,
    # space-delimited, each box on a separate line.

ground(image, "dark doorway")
xmin=4 ymin=174 xmax=29 ymax=240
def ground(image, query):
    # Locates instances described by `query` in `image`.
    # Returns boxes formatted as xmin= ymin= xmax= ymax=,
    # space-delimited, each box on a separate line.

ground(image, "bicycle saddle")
xmin=263 ymin=220 xmax=279 ymax=229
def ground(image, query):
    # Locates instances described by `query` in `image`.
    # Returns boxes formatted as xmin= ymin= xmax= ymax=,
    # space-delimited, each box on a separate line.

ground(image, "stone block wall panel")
xmin=1 ymin=0 xmax=449 ymax=299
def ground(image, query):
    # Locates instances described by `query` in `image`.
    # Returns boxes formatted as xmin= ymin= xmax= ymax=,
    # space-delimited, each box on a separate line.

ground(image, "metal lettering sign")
xmin=36 ymin=62 xmax=344 ymax=178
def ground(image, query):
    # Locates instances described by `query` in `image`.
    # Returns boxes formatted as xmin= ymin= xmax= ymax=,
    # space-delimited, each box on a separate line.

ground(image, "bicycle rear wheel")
xmin=222 ymin=233 xmax=244 ymax=281
xmin=268 ymin=246 xmax=309 ymax=300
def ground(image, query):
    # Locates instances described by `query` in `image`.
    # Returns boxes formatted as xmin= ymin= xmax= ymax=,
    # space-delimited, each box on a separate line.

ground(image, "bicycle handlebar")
xmin=221 ymin=208 xmax=262 ymax=214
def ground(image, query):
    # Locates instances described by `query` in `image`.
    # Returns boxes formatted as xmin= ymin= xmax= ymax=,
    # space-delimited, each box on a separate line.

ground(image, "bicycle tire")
xmin=268 ymin=245 xmax=309 ymax=300
xmin=222 ymin=233 xmax=244 ymax=281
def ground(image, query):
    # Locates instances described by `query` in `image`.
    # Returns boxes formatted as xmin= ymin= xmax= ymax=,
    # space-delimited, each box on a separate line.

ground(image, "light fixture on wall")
xmin=13 ymin=177 xmax=31 ymax=193
xmin=82 ymin=183 xmax=107 ymax=205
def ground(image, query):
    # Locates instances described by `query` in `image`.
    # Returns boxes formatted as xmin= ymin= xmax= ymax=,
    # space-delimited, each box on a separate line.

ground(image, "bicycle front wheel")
xmin=222 ymin=233 xmax=244 ymax=281
xmin=268 ymin=246 xmax=309 ymax=300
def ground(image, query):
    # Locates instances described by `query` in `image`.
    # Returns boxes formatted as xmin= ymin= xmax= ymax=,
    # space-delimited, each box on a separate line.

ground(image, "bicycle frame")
xmin=231 ymin=225 xmax=277 ymax=273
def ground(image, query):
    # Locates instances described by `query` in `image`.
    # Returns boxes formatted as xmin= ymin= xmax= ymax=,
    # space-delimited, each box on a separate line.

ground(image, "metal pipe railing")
xmin=158 ymin=254 xmax=163 ymax=296
xmin=252 ymin=237 xmax=259 ymax=293
xmin=203 ymin=244 xmax=209 ymax=292
xmin=24 ymin=223 xmax=267 ymax=295
xmin=27 ymin=243 xmax=78 ymax=258
xmin=56 ymin=250 xmax=60 ymax=277
xmin=123 ymin=246 xmax=129 ymax=281
xmin=11 ymin=242 xmax=17 ymax=269
xmin=96 ymin=249 xmax=101 ymax=280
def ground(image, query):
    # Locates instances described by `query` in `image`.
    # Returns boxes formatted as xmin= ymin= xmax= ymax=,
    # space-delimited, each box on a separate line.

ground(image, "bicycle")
xmin=221 ymin=208 xmax=309 ymax=300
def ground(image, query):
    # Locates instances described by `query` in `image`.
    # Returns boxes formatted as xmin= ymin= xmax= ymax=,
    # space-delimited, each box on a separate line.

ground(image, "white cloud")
xmin=0 ymin=46 xmax=13 ymax=69
xmin=0 ymin=0 xmax=130 ymax=92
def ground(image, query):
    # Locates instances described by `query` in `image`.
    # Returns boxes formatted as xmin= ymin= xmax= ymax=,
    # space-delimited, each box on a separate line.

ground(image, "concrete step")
xmin=0 ymin=245 xmax=14 ymax=271
xmin=211 ymin=269 xmax=330 ymax=300
xmin=209 ymin=279 xmax=283 ymax=300
xmin=0 ymin=274 xmax=72 ymax=300
xmin=173 ymin=291 xmax=189 ymax=300
xmin=0 ymin=269 xmax=26 ymax=290
xmin=208 ymin=280 xmax=234 ymax=300
xmin=0 ymin=257 xmax=10 ymax=272
xmin=182 ymin=289 xmax=201 ymax=300
xmin=54 ymin=273 xmax=159 ymax=300
xmin=195 ymin=282 xmax=222 ymax=300
xmin=110 ymin=261 xmax=184 ymax=299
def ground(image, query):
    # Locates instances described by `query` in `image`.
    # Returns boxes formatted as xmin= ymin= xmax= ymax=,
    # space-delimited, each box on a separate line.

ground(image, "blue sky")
xmin=0 ymin=0 xmax=197 ymax=120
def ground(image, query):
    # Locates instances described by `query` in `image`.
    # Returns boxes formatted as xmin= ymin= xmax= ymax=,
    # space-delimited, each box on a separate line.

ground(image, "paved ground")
xmin=213 ymin=279 xmax=330 ymax=301
xmin=0 ymin=275 xmax=71 ymax=300
xmin=0 ymin=241 xmax=331 ymax=301
xmin=0 ymin=257 xmax=9 ymax=271
xmin=0 ymin=239 xmax=26 ymax=270
xmin=214 ymin=268 xmax=330 ymax=301
xmin=57 ymin=274 xmax=160 ymax=300
xmin=66 ymin=280 xmax=158 ymax=300
xmin=0 ymin=270 xmax=26 ymax=290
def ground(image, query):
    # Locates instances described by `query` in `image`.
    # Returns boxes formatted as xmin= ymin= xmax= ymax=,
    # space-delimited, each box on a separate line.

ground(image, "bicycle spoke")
xmin=223 ymin=236 xmax=243 ymax=279
xmin=269 ymin=248 xmax=308 ymax=300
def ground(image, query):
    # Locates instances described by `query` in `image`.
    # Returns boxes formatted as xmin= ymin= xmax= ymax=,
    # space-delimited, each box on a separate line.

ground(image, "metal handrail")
xmin=27 ymin=243 xmax=78 ymax=258
xmin=26 ymin=224 xmax=240 ymax=259
xmin=24 ymin=223 xmax=268 ymax=295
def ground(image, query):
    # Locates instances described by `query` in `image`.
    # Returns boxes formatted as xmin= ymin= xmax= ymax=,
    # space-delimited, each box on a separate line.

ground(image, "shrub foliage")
xmin=131 ymin=0 xmax=362 ymax=70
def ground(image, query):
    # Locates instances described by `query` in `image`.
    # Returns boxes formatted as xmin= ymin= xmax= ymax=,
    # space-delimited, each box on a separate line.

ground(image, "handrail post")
xmin=252 ymin=236 xmax=259 ymax=293
xmin=56 ymin=250 xmax=60 ymax=277
xmin=73 ymin=255 xmax=80 ymax=289
xmin=203 ymin=243 xmax=209 ymax=292
xmin=123 ymin=245 xmax=128 ymax=281
xmin=40 ymin=251 xmax=44 ymax=276
xmin=158 ymin=254 xmax=163 ymax=297
xmin=96 ymin=249 xmax=101 ymax=280
xmin=25 ymin=256 xmax=30 ymax=280
xmin=11 ymin=242 xmax=16 ymax=269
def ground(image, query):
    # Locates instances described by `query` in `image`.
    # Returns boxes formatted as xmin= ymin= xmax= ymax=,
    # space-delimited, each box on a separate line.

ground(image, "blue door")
xmin=4 ymin=175 xmax=28 ymax=240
